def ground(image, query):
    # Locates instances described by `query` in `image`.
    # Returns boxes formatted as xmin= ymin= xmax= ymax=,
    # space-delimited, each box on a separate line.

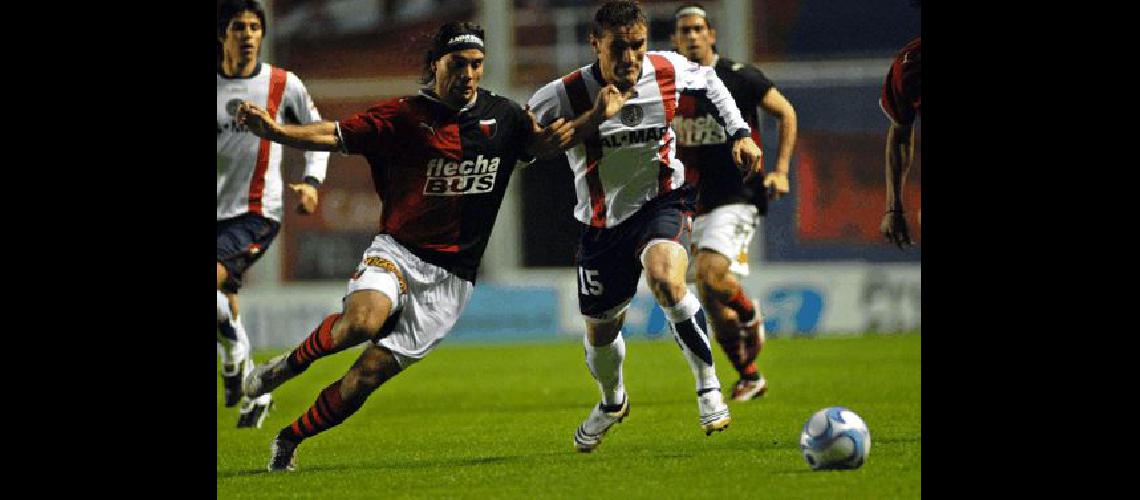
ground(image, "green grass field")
xmin=218 ymin=333 xmax=920 ymax=499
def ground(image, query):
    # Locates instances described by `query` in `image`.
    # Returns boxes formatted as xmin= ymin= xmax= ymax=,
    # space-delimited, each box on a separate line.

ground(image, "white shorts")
xmin=688 ymin=203 xmax=760 ymax=278
xmin=345 ymin=234 xmax=474 ymax=368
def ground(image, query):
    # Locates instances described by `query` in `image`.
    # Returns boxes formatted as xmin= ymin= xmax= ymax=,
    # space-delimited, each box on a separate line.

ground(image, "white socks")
xmin=584 ymin=332 xmax=626 ymax=407
xmin=216 ymin=290 xmax=250 ymax=370
xmin=663 ymin=291 xmax=721 ymax=393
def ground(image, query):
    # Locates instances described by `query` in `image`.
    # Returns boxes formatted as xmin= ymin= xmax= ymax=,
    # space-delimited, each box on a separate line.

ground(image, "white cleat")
xmin=698 ymin=390 xmax=731 ymax=435
xmin=243 ymin=353 xmax=296 ymax=399
xmin=573 ymin=396 xmax=630 ymax=453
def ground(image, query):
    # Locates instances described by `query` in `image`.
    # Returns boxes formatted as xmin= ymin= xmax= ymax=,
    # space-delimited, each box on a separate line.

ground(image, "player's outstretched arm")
xmin=236 ymin=101 xmax=341 ymax=152
xmin=881 ymin=121 xmax=915 ymax=249
xmin=759 ymin=88 xmax=797 ymax=200
xmin=524 ymin=107 xmax=573 ymax=160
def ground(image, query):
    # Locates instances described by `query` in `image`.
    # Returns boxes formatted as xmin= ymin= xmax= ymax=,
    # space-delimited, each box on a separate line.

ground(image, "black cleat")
xmin=268 ymin=437 xmax=299 ymax=472
xmin=237 ymin=398 xmax=273 ymax=429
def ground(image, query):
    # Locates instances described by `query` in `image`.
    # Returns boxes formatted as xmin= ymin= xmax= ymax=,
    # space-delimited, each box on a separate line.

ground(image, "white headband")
xmin=446 ymin=34 xmax=484 ymax=47
xmin=675 ymin=6 xmax=708 ymax=19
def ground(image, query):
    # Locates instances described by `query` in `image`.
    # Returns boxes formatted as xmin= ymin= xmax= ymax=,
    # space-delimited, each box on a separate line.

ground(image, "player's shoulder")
xmin=530 ymin=74 xmax=569 ymax=105
xmin=358 ymin=94 xmax=414 ymax=117
xmin=649 ymin=50 xmax=700 ymax=73
xmin=717 ymin=57 xmax=764 ymax=78
xmin=477 ymin=88 xmax=526 ymax=115
xmin=895 ymin=37 xmax=921 ymax=67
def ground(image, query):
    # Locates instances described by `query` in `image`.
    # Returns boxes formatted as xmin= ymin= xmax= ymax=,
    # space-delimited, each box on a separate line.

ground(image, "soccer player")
xmin=527 ymin=0 xmax=763 ymax=452
xmin=879 ymin=35 xmax=920 ymax=249
xmin=670 ymin=3 xmax=798 ymax=401
xmin=237 ymin=22 xmax=574 ymax=471
xmin=216 ymin=0 xmax=329 ymax=428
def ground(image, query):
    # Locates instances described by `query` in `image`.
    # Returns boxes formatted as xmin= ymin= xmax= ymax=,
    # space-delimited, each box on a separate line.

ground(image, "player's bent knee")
xmin=350 ymin=345 xmax=402 ymax=391
xmin=342 ymin=295 xmax=392 ymax=343
xmin=695 ymin=251 xmax=732 ymax=288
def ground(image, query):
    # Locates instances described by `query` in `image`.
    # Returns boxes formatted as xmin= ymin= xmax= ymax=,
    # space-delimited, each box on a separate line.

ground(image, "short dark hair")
xmin=673 ymin=3 xmax=714 ymax=30
xmin=421 ymin=21 xmax=486 ymax=85
xmin=218 ymin=0 xmax=267 ymax=40
xmin=591 ymin=0 xmax=648 ymax=38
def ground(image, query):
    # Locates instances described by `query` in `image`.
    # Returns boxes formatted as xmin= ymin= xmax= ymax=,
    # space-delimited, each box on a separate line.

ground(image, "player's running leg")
xmin=644 ymin=240 xmax=730 ymax=435
xmin=244 ymin=290 xmax=393 ymax=398
xmin=216 ymin=287 xmax=251 ymax=408
xmin=268 ymin=342 xmax=402 ymax=471
xmin=574 ymin=317 xmax=631 ymax=452
xmin=695 ymin=250 xmax=767 ymax=401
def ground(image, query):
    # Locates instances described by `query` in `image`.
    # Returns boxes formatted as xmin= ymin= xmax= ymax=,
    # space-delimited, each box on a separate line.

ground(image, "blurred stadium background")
xmin=235 ymin=0 xmax=921 ymax=349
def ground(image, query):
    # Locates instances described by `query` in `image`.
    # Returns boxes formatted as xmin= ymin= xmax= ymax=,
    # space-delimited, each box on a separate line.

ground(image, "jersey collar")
xmin=418 ymin=88 xmax=479 ymax=113
xmin=217 ymin=61 xmax=263 ymax=80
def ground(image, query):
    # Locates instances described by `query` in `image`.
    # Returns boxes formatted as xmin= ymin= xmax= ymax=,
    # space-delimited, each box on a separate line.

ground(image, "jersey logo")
xmin=732 ymin=63 xmax=745 ymax=72
xmin=673 ymin=114 xmax=726 ymax=146
xmin=423 ymin=155 xmax=501 ymax=196
xmin=225 ymin=98 xmax=243 ymax=116
xmin=620 ymin=104 xmax=644 ymax=127
xmin=418 ymin=122 xmax=437 ymax=136
xmin=479 ymin=118 xmax=497 ymax=139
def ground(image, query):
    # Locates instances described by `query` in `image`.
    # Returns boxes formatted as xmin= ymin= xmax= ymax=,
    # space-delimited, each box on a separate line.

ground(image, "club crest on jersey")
xmin=225 ymin=98 xmax=243 ymax=116
xmin=479 ymin=119 xmax=497 ymax=138
xmin=620 ymin=104 xmax=644 ymax=127
xmin=424 ymin=155 xmax=501 ymax=196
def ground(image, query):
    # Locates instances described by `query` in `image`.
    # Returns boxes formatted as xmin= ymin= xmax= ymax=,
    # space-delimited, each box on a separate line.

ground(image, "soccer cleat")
xmin=573 ymin=396 xmax=630 ymax=453
xmin=243 ymin=353 xmax=296 ymax=399
xmin=730 ymin=376 xmax=769 ymax=401
xmin=268 ymin=437 xmax=299 ymax=472
xmin=237 ymin=396 xmax=273 ymax=429
xmin=221 ymin=357 xmax=253 ymax=408
xmin=698 ymin=390 xmax=731 ymax=435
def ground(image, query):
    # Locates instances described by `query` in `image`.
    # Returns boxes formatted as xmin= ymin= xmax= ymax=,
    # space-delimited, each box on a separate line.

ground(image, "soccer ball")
xmin=799 ymin=407 xmax=871 ymax=470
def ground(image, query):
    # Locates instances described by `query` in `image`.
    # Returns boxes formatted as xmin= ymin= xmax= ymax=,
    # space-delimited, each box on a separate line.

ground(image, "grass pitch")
xmin=218 ymin=333 xmax=920 ymax=499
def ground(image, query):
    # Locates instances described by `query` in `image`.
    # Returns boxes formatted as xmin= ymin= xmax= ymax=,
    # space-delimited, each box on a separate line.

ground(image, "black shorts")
xmin=576 ymin=188 xmax=693 ymax=318
xmin=217 ymin=213 xmax=281 ymax=294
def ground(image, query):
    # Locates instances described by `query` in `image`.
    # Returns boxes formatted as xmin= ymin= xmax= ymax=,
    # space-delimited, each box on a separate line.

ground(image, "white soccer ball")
xmin=799 ymin=406 xmax=871 ymax=470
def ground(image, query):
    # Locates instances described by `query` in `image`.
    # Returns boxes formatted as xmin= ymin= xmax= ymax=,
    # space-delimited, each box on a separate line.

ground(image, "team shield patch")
xmin=479 ymin=119 xmax=497 ymax=138
xmin=620 ymin=104 xmax=643 ymax=127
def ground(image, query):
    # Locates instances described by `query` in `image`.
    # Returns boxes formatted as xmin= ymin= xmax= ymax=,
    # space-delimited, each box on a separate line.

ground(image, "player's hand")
xmin=525 ymin=106 xmax=573 ymax=159
xmin=732 ymin=136 xmax=763 ymax=180
xmin=235 ymin=101 xmax=276 ymax=138
xmin=763 ymin=171 xmax=790 ymax=201
xmin=880 ymin=211 xmax=914 ymax=249
xmin=593 ymin=84 xmax=630 ymax=121
xmin=290 ymin=183 xmax=319 ymax=214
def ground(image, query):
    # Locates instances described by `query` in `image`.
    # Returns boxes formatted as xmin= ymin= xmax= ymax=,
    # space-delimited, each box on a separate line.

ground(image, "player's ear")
xmin=589 ymin=32 xmax=599 ymax=54
xmin=708 ymin=27 xmax=717 ymax=44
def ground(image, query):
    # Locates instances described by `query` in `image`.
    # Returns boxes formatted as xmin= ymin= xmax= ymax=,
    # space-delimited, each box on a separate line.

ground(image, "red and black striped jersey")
xmin=337 ymin=88 xmax=532 ymax=283
xmin=675 ymin=56 xmax=774 ymax=215
xmin=880 ymin=37 xmax=921 ymax=126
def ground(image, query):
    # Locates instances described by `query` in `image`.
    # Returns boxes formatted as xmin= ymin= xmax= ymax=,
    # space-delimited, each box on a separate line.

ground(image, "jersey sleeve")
xmin=879 ymin=39 xmax=921 ymax=126
xmin=284 ymin=72 xmax=330 ymax=182
xmin=337 ymin=98 xmax=405 ymax=157
xmin=527 ymin=80 xmax=568 ymax=127
xmin=507 ymin=99 xmax=536 ymax=163
xmin=739 ymin=64 xmax=775 ymax=103
xmin=672 ymin=53 xmax=751 ymax=140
